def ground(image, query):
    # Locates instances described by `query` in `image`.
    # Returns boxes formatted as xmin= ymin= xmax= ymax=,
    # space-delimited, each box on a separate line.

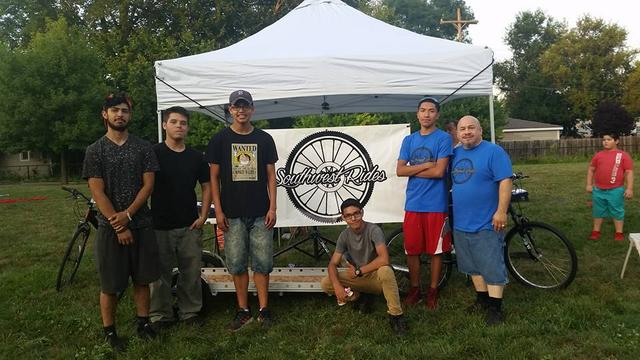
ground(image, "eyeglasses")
xmin=230 ymin=104 xmax=252 ymax=111
xmin=343 ymin=211 xmax=363 ymax=221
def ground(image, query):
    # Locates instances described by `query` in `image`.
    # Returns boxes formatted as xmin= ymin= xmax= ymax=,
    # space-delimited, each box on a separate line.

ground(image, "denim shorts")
xmin=592 ymin=186 xmax=625 ymax=220
xmin=453 ymin=229 xmax=508 ymax=285
xmin=225 ymin=217 xmax=273 ymax=275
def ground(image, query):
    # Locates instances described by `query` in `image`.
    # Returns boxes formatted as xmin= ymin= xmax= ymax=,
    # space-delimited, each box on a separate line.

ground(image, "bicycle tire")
xmin=504 ymin=222 xmax=577 ymax=289
xmin=56 ymin=225 xmax=90 ymax=291
xmin=385 ymin=227 xmax=452 ymax=293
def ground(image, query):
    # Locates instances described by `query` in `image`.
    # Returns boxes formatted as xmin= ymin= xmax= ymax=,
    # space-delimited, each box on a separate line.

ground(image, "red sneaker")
xmin=426 ymin=287 xmax=438 ymax=310
xmin=614 ymin=232 xmax=625 ymax=241
xmin=403 ymin=287 xmax=421 ymax=306
xmin=589 ymin=231 xmax=601 ymax=241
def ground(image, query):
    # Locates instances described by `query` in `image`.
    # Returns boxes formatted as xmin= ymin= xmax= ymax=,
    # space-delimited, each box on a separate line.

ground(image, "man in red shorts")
xmin=396 ymin=97 xmax=453 ymax=309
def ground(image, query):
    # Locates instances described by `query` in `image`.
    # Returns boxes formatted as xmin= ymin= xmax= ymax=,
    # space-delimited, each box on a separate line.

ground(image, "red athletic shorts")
xmin=403 ymin=211 xmax=452 ymax=255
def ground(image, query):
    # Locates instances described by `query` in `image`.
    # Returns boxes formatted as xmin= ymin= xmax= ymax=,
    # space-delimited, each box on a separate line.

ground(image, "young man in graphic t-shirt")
xmin=82 ymin=93 xmax=160 ymax=351
xmin=586 ymin=133 xmax=634 ymax=241
xmin=396 ymin=97 xmax=452 ymax=310
xmin=206 ymin=90 xmax=278 ymax=331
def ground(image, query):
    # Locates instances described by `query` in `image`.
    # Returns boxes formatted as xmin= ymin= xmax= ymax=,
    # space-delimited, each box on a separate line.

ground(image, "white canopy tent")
xmin=154 ymin=0 xmax=495 ymax=140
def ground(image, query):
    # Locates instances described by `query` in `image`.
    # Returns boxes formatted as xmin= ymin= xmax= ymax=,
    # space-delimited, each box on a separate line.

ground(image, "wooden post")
xmin=440 ymin=7 xmax=478 ymax=42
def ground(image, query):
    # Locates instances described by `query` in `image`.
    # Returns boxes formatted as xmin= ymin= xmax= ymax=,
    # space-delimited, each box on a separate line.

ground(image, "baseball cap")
xmin=417 ymin=96 xmax=440 ymax=112
xmin=229 ymin=90 xmax=253 ymax=106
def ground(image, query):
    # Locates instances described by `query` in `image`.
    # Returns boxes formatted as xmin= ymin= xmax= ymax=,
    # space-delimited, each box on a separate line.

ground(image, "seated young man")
xmin=320 ymin=198 xmax=407 ymax=336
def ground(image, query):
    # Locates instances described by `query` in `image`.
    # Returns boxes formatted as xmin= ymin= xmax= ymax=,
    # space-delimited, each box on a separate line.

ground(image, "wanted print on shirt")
xmin=232 ymin=143 xmax=258 ymax=181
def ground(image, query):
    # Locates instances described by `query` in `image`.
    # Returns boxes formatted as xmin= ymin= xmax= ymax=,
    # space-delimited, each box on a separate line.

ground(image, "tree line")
xmin=0 ymin=1 xmax=637 ymax=180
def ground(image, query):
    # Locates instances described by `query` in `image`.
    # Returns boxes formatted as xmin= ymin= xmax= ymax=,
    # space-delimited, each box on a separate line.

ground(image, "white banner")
xmin=265 ymin=124 xmax=409 ymax=227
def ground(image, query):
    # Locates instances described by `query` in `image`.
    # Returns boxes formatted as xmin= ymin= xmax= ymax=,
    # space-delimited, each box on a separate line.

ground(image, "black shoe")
xmin=182 ymin=315 xmax=205 ymax=327
xmin=486 ymin=306 xmax=505 ymax=326
xmin=465 ymin=300 xmax=489 ymax=314
xmin=227 ymin=309 xmax=253 ymax=331
xmin=257 ymin=308 xmax=274 ymax=329
xmin=353 ymin=293 xmax=375 ymax=314
xmin=104 ymin=331 xmax=127 ymax=352
xmin=389 ymin=314 xmax=408 ymax=337
xmin=137 ymin=322 xmax=157 ymax=340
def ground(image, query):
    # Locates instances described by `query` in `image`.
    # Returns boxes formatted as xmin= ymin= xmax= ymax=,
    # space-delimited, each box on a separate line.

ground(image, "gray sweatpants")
xmin=150 ymin=227 xmax=203 ymax=322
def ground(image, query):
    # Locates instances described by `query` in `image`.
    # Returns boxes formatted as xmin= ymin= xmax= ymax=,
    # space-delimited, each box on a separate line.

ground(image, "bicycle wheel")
xmin=385 ymin=227 xmax=452 ymax=293
xmin=505 ymin=222 xmax=577 ymax=289
xmin=56 ymin=225 xmax=90 ymax=291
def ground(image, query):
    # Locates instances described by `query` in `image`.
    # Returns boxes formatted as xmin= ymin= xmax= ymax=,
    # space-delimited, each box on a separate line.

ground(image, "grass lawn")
xmin=1 ymin=162 xmax=639 ymax=359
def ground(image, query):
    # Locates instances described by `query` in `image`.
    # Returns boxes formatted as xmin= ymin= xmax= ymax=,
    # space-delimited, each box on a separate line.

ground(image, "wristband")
xmin=126 ymin=210 xmax=132 ymax=221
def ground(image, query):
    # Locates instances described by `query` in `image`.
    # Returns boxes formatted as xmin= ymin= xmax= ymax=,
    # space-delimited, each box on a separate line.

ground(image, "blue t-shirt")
xmin=399 ymin=129 xmax=452 ymax=212
xmin=451 ymin=141 xmax=512 ymax=232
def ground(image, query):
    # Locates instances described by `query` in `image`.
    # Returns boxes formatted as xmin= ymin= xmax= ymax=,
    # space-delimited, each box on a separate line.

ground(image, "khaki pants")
xmin=150 ymin=227 xmax=202 ymax=322
xmin=321 ymin=265 xmax=403 ymax=316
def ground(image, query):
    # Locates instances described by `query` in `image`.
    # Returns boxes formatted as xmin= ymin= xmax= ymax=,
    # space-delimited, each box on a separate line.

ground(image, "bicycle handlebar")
xmin=512 ymin=172 xmax=529 ymax=180
xmin=61 ymin=186 xmax=92 ymax=202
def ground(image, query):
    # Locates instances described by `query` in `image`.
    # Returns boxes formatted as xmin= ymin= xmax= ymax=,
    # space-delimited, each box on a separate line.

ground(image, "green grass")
xmin=1 ymin=162 xmax=639 ymax=359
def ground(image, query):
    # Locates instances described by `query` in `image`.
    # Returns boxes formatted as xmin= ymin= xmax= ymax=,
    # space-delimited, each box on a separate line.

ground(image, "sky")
xmin=463 ymin=0 xmax=640 ymax=61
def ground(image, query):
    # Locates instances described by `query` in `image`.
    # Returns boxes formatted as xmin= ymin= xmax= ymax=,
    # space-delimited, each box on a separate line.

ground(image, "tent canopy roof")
xmin=155 ymin=0 xmax=494 ymax=121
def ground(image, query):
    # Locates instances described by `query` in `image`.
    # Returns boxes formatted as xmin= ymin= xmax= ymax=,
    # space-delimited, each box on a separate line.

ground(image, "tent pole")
xmin=157 ymin=110 xmax=163 ymax=143
xmin=489 ymin=94 xmax=495 ymax=144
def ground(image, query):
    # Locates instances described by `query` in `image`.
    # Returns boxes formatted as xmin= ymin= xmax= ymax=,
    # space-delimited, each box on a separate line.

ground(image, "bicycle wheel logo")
xmin=277 ymin=131 xmax=387 ymax=223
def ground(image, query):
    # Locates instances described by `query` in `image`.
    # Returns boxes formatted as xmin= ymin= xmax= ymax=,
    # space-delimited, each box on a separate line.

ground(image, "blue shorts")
xmin=224 ymin=217 xmax=273 ymax=275
xmin=592 ymin=186 xmax=625 ymax=220
xmin=453 ymin=229 xmax=508 ymax=285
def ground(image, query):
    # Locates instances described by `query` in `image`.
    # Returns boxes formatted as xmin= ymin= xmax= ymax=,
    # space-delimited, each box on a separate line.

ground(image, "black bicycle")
xmin=386 ymin=173 xmax=578 ymax=292
xmin=56 ymin=186 xmax=98 ymax=291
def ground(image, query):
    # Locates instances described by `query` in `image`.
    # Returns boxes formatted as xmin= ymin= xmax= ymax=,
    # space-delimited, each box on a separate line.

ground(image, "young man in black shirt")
xmin=82 ymin=93 xmax=160 ymax=351
xmin=206 ymin=90 xmax=278 ymax=331
xmin=150 ymin=106 xmax=211 ymax=327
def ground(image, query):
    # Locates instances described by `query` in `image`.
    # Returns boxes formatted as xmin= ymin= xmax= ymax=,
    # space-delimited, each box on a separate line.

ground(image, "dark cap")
xmin=229 ymin=90 xmax=253 ymax=106
xmin=417 ymin=96 xmax=440 ymax=112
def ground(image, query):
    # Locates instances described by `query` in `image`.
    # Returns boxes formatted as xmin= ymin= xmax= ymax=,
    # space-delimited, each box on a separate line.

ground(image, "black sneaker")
xmin=257 ymin=308 xmax=274 ymax=329
xmin=105 ymin=331 xmax=127 ymax=352
xmin=486 ymin=306 xmax=505 ymax=326
xmin=353 ymin=293 xmax=375 ymax=314
xmin=389 ymin=314 xmax=408 ymax=337
xmin=227 ymin=309 xmax=253 ymax=331
xmin=137 ymin=322 xmax=157 ymax=340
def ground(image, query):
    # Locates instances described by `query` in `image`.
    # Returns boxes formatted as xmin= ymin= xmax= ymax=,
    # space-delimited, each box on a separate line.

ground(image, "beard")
xmin=106 ymin=119 xmax=129 ymax=132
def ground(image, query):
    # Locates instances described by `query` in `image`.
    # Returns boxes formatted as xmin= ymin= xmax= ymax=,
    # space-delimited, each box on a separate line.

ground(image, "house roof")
xmin=503 ymin=118 xmax=563 ymax=132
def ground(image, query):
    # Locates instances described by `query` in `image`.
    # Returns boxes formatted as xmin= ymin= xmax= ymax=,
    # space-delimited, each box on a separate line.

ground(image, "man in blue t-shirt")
xmin=396 ymin=97 xmax=452 ymax=309
xmin=451 ymin=115 xmax=513 ymax=325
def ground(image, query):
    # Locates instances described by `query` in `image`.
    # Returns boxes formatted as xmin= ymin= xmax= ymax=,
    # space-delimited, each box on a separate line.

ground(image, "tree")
xmin=0 ymin=18 xmax=107 ymax=182
xmin=540 ymin=16 xmax=637 ymax=129
xmin=494 ymin=10 xmax=572 ymax=134
xmin=591 ymin=101 xmax=635 ymax=137
xmin=622 ymin=63 xmax=640 ymax=117
xmin=0 ymin=0 xmax=83 ymax=48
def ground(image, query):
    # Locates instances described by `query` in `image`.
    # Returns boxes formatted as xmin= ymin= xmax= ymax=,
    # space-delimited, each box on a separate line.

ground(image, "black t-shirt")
xmin=82 ymin=135 xmax=159 ymax=228
xmin=151 ymin=143 xmax=210 ymax=230
xmin=206 ymin=127 xmax=278 ymax=218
